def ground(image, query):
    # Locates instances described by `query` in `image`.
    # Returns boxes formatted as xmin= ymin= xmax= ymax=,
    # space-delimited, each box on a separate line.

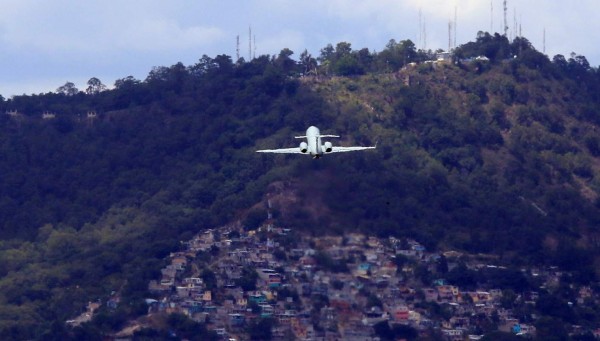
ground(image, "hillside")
xmin=0 ymin=33 xmax=600 ymax=338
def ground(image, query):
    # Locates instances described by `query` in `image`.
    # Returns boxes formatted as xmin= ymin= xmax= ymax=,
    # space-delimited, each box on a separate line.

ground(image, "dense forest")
xmin=1 ymin=31 xmax=600 ymax=339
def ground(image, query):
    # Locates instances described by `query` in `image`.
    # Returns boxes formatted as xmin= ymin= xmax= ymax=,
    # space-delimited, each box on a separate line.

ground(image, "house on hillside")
xmin=42 ymin=111 xmax=56 ymax=119
xmin=436 ymin=51 xmax=453 ymax=62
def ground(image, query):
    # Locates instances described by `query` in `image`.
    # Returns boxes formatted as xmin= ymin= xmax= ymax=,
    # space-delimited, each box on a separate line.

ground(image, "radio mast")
xmin=454 ymin=6 xmax=457 ymax=48
xmin=448 ymin=20 xmax=452 ymax=51
xmin=423 ymin=21 xmax=427 ymax=50
xmin=543 ymin=27 xmax=546 ymax=54
xmin=248 ymin=26 xmax=252 ymax=60
xmin=503 ymin=0 xmax=508 ymax=36
xmin=513 ymin=8 xmax=517 ymax=39
xmin=418 ymin=8 xmax=422 ymax=49
xmin=490 ymin=0 xmax=493 ymax=32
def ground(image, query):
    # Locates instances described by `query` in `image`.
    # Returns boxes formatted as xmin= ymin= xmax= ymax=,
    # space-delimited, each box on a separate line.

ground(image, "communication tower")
xmin=248 ymin=26 xmax=252 ymax=60
xmin=514 ymin=8 xmax=517 ymax=38
xmin=490 ymin=0 xmax=493 ymax=32
xmin=236 ymin=35 xmax=240 ymax=61
xmin=543 ymin=28 xmax=546 ymax=54
xmin=418 ymin=8 xmax=422 ymax=49
xmin=423 ymin=21 xmax=427 ymax=50
xmin=454 ymin=6 xmax=457 ymax=48
xmin=503 ymin=0 xmax=508 ymax=36
xmin=448 ymin=20 xmax=452 ymax=51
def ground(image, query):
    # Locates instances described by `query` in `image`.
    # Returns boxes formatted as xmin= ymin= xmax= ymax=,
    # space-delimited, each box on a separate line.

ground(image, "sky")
xmin=1 ymin=0 xmax=598 ymax=97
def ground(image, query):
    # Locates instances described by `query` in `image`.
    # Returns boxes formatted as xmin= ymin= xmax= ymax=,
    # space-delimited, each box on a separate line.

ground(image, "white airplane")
xmin=256 ymin=126 xmax=376 ymax=159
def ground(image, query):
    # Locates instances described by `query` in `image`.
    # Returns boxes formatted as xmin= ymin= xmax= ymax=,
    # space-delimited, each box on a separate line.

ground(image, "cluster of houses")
xmin=57 ymin=212 xmax=600 ymax=341
xmin=126 ymin=218 xmax=600 ymax=341
xmin=4 ymin=110 xmax=98 ymax=120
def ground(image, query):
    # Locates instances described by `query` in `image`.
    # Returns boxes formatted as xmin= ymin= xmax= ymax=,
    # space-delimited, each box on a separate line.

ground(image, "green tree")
xmin=236 ymin=266 xmax=258 ymax=291
xmin=86 ymin=77 xmax=107 ymax=95
xmin=373 ymin=321 xmax=394 ymax=340
xmin=276 ymin=48 xmax=297 ymax=74
xmin=201 ymin=269 xmax=217 ymax=290
xmin=299 ymin=49 xmax=318 ymax=75
xmin=247 ymin=318 xmax=274 ymax=340
xmin=534 ymin=316 xmax=568 ymax=341
xmin=56 ymin=82 xmax=79 ymax=96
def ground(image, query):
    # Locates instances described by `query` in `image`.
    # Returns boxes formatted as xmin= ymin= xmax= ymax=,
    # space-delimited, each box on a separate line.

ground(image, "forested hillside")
xmin=1 ymin=32 xmax=600 ymax=339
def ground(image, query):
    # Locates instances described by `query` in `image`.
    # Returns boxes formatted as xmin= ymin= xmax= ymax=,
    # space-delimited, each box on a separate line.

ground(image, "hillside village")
xmin=66 ymin=209 xmax=600 ymax=341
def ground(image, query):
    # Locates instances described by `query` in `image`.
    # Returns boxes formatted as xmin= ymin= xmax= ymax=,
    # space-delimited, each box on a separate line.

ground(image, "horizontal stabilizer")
xmin=295 ymin=134 xmax=339 ymax=138
xmin=256 ymin=148 xmax=304 ymax=154
xmin=330 ymin=145 xmax=376 ymax=153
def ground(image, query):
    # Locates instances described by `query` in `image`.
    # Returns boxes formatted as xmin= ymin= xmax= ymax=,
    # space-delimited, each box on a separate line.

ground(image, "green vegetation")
xmin=0 ymin=32 xmax=600 ymax=338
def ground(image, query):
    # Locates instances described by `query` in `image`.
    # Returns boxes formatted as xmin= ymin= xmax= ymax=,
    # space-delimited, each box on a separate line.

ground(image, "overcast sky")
xmin=1 ymin=0 xmax=598 ymax=97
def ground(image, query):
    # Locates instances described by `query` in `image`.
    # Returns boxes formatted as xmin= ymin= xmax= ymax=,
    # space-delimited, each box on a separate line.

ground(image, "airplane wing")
xmin=256 ymin=148 xmax=304 ymax=154
xmin=330 ymin=146 xmax=376 ymax=153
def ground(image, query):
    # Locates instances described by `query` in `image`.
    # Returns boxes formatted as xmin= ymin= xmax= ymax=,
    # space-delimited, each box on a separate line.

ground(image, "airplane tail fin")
xmin=294 ymin=136 xmax=306 ymax=139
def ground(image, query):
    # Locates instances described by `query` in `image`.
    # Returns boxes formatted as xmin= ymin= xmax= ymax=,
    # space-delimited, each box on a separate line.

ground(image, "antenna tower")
xmin=418 ymin=8 xmax=422 ymax=49
xmin=519 ymin=22 xmax=522 ymax=38
xmin=248 ymin=26 xmax=252 ymax=60
xmin=503 ymin=0 xmax=508 ymax=36
xmin=543 ymin=27 xmax=546 ymax=54
xmin=519 ymin=15 xmax=522 ymax=36
xmin=423 ymin=21 xmax=427 ymax=50
xmin=513 ymin=8 xmax=517 ymax=39
xmin=253 ymin=35 xmax=256 ymax=59
xmin=490 ymin=0 xmax=493 ymax=32
xmin=448 ymin=20 xmax=452 ymax=51
xmin=236 ymin=35 xmax=240 ymax=61
xmin=454 ymin=6 xmax=457 ymax=48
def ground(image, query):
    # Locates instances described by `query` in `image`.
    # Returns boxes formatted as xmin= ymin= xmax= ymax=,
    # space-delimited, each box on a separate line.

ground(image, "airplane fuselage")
xmin=306 ymin=126 xmax=322 ymax=158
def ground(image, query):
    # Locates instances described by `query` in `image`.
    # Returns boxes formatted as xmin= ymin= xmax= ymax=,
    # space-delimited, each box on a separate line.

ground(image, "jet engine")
xmin=299 ymin=142 xmax=308 ymax=153
xmin=323 ymin=141 xmax=333 ymax=153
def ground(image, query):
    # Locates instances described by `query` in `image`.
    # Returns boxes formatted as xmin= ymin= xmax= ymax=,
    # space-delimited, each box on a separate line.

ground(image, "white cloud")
xmin=114 ymin=19 xmax=224 ymax=52
xmin=0 ymin=2 xmax=224 ymax=54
